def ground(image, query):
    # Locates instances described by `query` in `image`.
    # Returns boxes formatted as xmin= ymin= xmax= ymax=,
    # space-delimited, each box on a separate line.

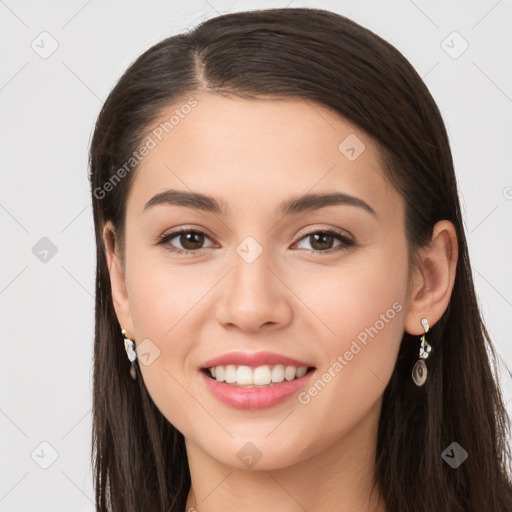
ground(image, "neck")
xmin=184 ymin=398 xmax=386 ymax=512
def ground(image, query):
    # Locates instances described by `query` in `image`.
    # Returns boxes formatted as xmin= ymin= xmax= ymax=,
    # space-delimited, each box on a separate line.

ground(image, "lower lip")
xmin=199 ymin=369 xmax=316 ymax=410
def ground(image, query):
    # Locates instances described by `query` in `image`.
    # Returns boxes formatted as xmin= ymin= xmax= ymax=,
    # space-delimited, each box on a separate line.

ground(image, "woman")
xmin=89 ymin=7 xmax=512 ymax=512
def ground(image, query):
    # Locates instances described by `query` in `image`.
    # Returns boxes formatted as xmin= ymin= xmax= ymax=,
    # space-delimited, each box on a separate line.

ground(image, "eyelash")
xmin=156 ymin=226 xmax=357 ymax=256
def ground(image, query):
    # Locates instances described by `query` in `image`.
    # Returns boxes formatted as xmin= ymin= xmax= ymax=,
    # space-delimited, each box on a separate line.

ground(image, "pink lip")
xmin=201 ymin=351 xmax=314 ymax=369
xmin=199 ymin=368 xmax=316 ymax=410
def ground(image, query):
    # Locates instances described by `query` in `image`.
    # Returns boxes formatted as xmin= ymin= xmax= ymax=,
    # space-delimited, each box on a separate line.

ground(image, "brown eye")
xmin=294 ymin=229 xmax=355 ymax=253
xmin=307 ymin=232 xmax=335 ymax=251
xmin=177 ymin=231 xmax=206 ymax=251
xmin=158 ymin=229 xmax=215 ymax=254
xmin=158 ymin=227 xmax=356 ymax=256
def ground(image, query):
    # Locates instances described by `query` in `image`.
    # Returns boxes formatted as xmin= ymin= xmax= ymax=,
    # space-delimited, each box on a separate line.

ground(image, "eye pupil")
xmin=181 ymin=231 xmax=204 ymax=250
xmin=310 ymin=233 xmax=333 ymax=251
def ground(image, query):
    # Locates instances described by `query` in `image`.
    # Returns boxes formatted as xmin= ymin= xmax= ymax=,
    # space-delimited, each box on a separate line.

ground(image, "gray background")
xmin=1 ymin=0 xmax=511 ymax=510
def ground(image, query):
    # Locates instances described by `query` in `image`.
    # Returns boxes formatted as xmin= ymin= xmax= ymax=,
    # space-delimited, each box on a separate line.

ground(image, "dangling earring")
xmin=121 ymin=327 xmax=137 ymax=380
xmin=412 ymin=318 xmax=432 ymax=386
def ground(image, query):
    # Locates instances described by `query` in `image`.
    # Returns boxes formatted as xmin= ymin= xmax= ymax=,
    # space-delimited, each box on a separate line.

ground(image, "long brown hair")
xmin=89 ymin=8 xmax=512 ymax=511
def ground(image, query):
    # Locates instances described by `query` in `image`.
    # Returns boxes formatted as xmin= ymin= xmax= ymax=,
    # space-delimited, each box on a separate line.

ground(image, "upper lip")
xmin=201 ymin=351 xmax=315 ymax=369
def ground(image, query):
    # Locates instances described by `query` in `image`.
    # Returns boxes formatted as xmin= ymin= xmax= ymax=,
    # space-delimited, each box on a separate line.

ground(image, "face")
xmin=111 ymin=93 xmax=411 ymax=470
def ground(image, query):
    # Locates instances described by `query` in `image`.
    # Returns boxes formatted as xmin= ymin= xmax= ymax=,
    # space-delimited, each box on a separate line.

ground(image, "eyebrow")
xmin=143 ymin=189 xmax=377 ymax=217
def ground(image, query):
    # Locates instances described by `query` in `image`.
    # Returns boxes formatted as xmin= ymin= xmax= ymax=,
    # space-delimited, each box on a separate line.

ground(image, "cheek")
xmin=293 ymin=244 xmax=407 ymax=411
xmin=295 ymin=245 xmax=408 ymax=353
xmin=127 ymin=246 xmax=207 ymax=339
xmin=282 ymin=269 xmax=406 ymax=463
xmin=124 ymin=249 xmax=219 ymax=431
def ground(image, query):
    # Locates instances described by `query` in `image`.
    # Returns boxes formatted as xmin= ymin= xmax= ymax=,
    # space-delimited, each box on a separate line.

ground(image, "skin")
xmin=103 ymin=93 xmax=458 ymax=512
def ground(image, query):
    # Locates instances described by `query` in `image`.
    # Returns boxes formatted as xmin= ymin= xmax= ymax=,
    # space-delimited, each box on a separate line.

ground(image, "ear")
xmin=102 ymin=221 xmax=135 ymax=339
xmin=404 ymin=220 xmax=458 ymax=335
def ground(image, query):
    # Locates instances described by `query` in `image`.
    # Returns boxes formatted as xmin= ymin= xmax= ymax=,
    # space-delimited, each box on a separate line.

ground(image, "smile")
xmin=204 ymin=364 xmax=314 ymax=387
xmin=199 ymin=365 xmax=317 ymax=409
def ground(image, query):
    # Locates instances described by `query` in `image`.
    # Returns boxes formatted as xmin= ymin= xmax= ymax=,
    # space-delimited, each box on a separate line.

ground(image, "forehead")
xmin=126 ymin=93 xmax=399 ymax=219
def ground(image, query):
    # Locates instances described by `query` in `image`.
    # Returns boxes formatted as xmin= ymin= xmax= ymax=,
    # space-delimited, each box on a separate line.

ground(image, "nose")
xmin=215 ymin=246 xmax=293 ymax=334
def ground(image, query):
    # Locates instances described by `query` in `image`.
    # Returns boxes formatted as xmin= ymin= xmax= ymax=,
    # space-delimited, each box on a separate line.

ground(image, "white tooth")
xmin=236 ymin=365 xmax=253 ymax=385
xmin=213 ymin=364 xmax=306 ymax=386
xmin=284 ymin=366 xmax=297 ymax=381
xmin=296 ymin=367 xmax=307 ymax=378
xmin=225 ymin=365 xmax=237 ymax=383
xmin=253 ymin=365 xmax=272 ymax=385
xmin=215 ymin=366 xmax=225 ymax=382
xmin=271 ymin=364 xmax=285 ymax=383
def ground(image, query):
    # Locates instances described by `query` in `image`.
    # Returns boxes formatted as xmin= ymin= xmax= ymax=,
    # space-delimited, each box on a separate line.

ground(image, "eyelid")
xmin=156 ymin=224 xmax=214 ymax=242
xmin=294 ymin=225 xmax=354 ymax=242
